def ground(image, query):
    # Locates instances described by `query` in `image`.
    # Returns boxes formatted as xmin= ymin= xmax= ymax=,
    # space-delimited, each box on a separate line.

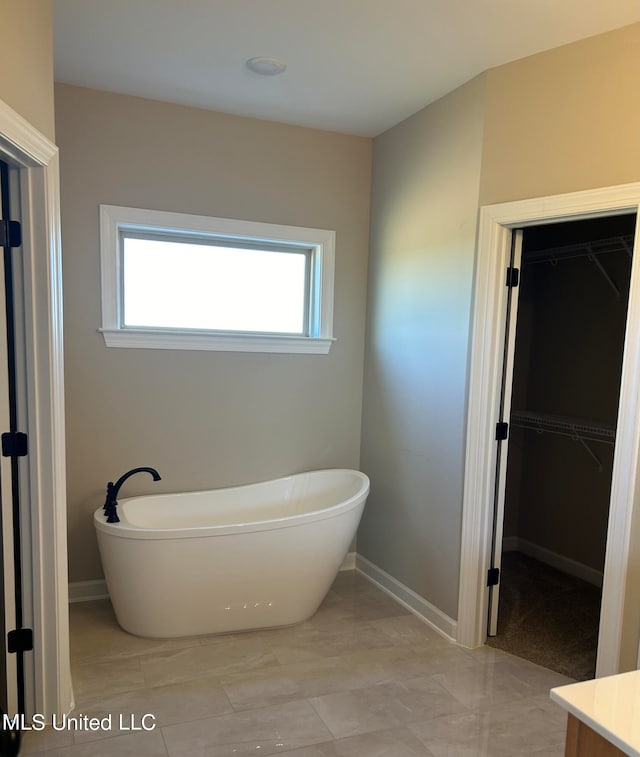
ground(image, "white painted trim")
xmin=501 ymin=538 xmax=603 ymax=588
xmin=458 ymin=183 xmax=640 ymax=679
xmin=99 ymin=328 xmax=334 ymax=354
xmin=488 ymin=230 xmax=523 ymax=637
xmin=600 ymin=201 xmax=640 ymax=676
xmin=0 ymin=99 xmax=72 ymax=716
xmin=72 ymin=553 xmax=357 ymax=603
xmin=457 ymin=209 xmax=512 ymax=650
xmin=68 ymin=580 xmax=109 ymax=603
xmin=339 ymin=551 xmax=356 ymax=571
xmin=99 ymin=205 xmax=336 ymax=353
xmin=356 ymin=554 xmax=457 ymax=642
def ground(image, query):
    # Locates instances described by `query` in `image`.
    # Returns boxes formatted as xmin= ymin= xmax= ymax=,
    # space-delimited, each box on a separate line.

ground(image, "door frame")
xmin=457 ymin=183 xmax=640 ymax=677
xmin=0 ymin=100 xmax=72 ymax=715
xmin=487 ymin=230 xmax=522 ymax=638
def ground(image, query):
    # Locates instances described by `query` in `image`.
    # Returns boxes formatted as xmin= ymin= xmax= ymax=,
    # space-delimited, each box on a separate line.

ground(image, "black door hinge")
xmin=487 ymin=568 xmax=500 ymax=587
xmin=7 ymin=628 xmax=32 ymax=654
xmin=505 ymin=267 xmax=519 ymax=287
xmin=0 ymin=219 xmax=21 ymax=249
xmin=495 ymin=422 xmax=508 ymax=441
xmin=1 ymin=432 xmax=28 ymax=457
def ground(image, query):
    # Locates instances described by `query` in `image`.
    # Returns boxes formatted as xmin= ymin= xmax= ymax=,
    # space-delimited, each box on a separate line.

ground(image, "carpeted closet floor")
xmin=486 ymin=551 xmax=601 ymax=681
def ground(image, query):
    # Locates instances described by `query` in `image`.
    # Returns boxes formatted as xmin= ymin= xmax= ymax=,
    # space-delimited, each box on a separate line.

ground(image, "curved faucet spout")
xmin=104 ymin=466 xmax=162 ymax=523
xmin=113 ymin=466 xmax=162 ymax=493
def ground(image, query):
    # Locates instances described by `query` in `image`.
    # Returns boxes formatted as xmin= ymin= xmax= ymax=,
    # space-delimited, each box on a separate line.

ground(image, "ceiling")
xmin=53 ymin=1 xmax=640 ymax=137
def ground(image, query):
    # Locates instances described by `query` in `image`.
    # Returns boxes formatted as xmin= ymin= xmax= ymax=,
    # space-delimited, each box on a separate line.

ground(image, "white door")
xmin=0 ymin=157 xmax=22 ymax=724
xmin=487 ymin=230 xmax=523 ymax=637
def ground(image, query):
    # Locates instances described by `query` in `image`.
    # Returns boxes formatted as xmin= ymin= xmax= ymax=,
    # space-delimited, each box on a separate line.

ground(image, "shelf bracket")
xmin=587 ymin=248 xmax=620 ymax=298
xmin=620 ymin=236 xmax=634 ymax=260
xmin=571 ymin=433 xmax=604 ymax=473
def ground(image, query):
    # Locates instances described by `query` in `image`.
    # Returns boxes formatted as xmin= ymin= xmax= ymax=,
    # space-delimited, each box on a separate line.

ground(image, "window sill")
xmin=99 ymin=328 xmax=334 ymax=354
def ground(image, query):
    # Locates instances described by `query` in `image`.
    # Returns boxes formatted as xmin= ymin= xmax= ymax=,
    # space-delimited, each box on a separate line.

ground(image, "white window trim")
xmin=99 ymin=205 xmax=336 ymax=354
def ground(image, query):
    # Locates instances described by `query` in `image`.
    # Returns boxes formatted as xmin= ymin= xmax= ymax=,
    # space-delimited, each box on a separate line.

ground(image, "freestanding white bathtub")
xmin=94 ymin=469 xmax=369 ymax=638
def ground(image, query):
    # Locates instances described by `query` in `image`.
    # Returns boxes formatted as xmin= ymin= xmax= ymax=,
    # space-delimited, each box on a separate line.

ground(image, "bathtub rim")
xmin=93 ymin=468 xmax=369 ymax=540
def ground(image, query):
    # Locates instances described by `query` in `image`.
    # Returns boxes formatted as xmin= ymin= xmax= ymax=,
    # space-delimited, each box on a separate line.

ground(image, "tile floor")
xmin=22 ymin=571 xmax=573 ymax=756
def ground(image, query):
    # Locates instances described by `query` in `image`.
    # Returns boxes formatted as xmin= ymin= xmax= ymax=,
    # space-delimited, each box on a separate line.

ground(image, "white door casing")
xmin=0 ymin=99 xmax=72 ymax=715
xmin=458 ymin=183 xmax=640 ymax=678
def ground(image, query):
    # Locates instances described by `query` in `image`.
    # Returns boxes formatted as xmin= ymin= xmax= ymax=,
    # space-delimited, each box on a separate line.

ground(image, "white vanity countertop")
xmin=551 ymin=670 xmax=640 ymax=757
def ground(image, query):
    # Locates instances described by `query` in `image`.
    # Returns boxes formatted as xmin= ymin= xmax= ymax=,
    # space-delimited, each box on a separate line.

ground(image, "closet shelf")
xmin=510 ymin=411 xmax=615 ymax=472
xmin=522 ymin=233 xmax=634 ymax=266
xmin=511 ymin=411 xmax=614 ymax=443
xmin=522 ymin=233 xmax=634 ymax=298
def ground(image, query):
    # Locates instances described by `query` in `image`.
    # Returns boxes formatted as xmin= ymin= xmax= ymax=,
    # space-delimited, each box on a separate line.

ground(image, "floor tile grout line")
xmin=159 ymin=724 xmax=171 ymax=757
xmin=70 ymin=695 xmax=240 ymax=739
xmin=64 ymin=574 xmax=569 ymax=756
xmin=305 ymin=693 xmax=353 ymax=741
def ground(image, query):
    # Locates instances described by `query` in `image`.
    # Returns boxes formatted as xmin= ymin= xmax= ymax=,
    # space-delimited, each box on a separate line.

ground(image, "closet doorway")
xmin=457 ymin=183 xmax=640 ymax=679
xmin=486 ymin=214 xmax=636 ymax=680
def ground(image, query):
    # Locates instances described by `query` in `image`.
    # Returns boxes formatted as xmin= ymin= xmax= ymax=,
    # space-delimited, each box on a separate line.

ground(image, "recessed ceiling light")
xmin=246 ymin=57 xmax=287 ymax=76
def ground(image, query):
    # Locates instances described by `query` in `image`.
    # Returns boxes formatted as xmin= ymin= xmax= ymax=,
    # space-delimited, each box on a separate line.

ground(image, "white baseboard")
xmin=355 ymin=554 xmax=457 ymax=642
xmin=502 ymin=536 xmax=603 ymax=588
xmin=340 ymin=551 xmax=356 ymax=571
xmin=71 ymin=552 xmax=357 ymax=604
xmin=68 ymin=579 xmax=108 ymax=603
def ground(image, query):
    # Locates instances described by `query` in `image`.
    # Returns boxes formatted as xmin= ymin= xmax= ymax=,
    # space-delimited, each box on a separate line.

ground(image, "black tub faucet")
xmin=103 ymin=467 xmax=162 ymax=523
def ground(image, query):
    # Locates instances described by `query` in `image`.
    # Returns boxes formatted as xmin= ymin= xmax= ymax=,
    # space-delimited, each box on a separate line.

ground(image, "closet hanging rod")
xmin=523 ymin=233 xmax=634 ymax=266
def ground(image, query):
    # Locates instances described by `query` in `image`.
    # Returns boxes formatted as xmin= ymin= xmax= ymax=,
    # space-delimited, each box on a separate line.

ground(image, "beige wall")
xmin=480 ymin=23 xmax=640 ymax=204
xmin=359 ymin=76 xmax=486 ymax=619
xmin=0 ymin=0 xmax=55 ymax=140
xmin=360 ymin=24 xmax=640 ymax=624
xmin=56 ymin=84 xmax=372 ymax=582
xmin=57 ymin=22 xmax=640 ymax=611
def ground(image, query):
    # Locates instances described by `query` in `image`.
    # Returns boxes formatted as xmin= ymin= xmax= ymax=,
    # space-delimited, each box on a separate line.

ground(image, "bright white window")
xmin=99 ymin=205 xmax=335 ymax=353
xmin=122 ymin=236 xmax=309 ymax=334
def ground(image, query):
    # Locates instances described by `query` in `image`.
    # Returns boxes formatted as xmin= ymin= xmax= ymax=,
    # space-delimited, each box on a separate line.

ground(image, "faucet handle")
xmin=103 ymin=481 xmax=115 ymax=512
xmin=105 ymin=503 xmax=120 ymax=524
